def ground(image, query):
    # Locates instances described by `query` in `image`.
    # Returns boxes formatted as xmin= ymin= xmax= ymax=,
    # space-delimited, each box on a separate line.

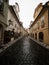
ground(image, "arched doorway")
xmin=35 ymin=33 xmax=37 ymax=40
xmin=39 ymin=32 xmax=44 ymax=42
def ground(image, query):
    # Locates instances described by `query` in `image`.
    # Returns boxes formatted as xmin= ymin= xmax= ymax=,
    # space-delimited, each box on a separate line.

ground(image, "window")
xmin=8 ymin=20 xmax=13 ymax=26
xmin=41 ymin=16 xmax=45 ymax=28
xmin=41 ymin=20 xmax=44 ymax=28
xmin=0 ymin=0 xmax=4 ymax=12
xmin=37 ymin=22 xmax=40 ymax=29
xmin=0 ymin=0 xmax=3 ymax=4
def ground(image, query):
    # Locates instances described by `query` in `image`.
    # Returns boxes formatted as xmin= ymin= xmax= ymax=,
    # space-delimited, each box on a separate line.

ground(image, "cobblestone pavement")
xmin=0 ymin=36 xmax=49 ymax=65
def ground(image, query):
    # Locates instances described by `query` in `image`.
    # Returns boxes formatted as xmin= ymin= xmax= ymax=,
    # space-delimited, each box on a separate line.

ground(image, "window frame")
xmin=41 ymin=16 xmax=45 ymax=28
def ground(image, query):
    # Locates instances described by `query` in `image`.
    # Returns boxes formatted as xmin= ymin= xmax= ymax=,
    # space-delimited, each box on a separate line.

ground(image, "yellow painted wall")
xmin=34 ymin=4 xmax=43 ymax=19
xmin=30 ymin=9 xmax=49 ymax=44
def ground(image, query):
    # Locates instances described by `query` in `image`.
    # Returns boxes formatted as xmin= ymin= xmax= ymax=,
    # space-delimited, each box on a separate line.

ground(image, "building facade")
xmin=0 ymin=0 xmax=9 ymax=45
xmin=30 ymin=1 xmax=49 ymax=44
xmin=21 ymin=26 xmax=28 ymax=36
xmin=6 ymin=3 xmax=21 ymax=40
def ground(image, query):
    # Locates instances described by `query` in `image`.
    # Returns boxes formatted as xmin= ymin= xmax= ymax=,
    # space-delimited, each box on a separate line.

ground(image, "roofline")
xmin=30 ymin=2 xmax=49 ymax=28
xmin=8 ymin=5 xmax=22 ymax=26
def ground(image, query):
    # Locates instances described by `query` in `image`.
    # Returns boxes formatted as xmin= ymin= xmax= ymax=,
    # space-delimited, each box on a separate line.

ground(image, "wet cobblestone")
xmin=0 ymin=37 xmax=49 ymax=65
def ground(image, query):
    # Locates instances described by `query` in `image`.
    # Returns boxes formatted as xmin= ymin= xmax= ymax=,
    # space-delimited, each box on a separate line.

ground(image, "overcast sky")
xmin=9 ymin=0 xmax=48 ymax=28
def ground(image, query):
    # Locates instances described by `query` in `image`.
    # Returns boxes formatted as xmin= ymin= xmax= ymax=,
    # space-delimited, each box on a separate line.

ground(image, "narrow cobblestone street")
xmin=0 ymin=36 xmax=49 ymax=65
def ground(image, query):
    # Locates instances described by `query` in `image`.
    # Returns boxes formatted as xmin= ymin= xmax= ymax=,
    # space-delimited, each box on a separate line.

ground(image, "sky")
xmin=9 ymin=0 xmax=48 ymax=28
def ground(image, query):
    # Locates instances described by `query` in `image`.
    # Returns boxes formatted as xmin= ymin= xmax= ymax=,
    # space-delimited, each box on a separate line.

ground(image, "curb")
xmin=0 ymin=36 xmax=23 ymax=55
xmin=29 ymin=36 xmax=49 ymax=50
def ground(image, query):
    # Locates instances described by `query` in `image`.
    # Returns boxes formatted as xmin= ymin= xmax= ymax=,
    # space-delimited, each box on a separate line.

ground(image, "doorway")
xmin=39 ymin=32 xmax=44 ymax=42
